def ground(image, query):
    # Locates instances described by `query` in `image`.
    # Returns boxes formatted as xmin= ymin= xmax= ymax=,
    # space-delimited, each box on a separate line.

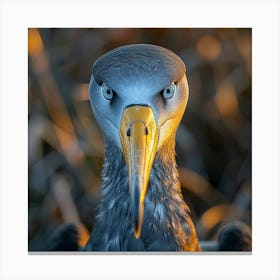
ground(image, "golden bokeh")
xmin=197 ymin=34 xmax=221 ymax=61
xmin=28 ymin=28 xmax=43 ymax=56
xmin=215 ymin=81 xmax=239 ymax=117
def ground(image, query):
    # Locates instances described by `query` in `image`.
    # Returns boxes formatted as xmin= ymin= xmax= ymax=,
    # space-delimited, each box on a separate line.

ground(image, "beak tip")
xmin=133 ymin=211 xmax=142 ymax=239
xmin=134 ymin=226 xmax=141 ymax=239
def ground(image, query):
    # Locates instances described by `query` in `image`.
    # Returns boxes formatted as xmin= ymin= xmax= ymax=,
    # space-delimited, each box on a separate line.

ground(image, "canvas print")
xmin=28 ymin=28 xmax=252 ymax=252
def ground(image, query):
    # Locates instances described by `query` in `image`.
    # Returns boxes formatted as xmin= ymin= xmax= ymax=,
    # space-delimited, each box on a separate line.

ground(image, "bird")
xmin=41 ymin=44 xmax=252 ymax=252
xmin=82 ymin=44 xmax=200 ymax=251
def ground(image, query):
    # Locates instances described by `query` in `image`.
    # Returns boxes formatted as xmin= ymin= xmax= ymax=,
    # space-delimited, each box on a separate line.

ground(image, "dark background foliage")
xmin=28 ymin=28 xmax=251 ymax=250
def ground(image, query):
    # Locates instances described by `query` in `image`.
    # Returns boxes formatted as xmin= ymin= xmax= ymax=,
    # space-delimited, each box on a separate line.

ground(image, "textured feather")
xmin=84 ymin=138 xmax=200 ymax=251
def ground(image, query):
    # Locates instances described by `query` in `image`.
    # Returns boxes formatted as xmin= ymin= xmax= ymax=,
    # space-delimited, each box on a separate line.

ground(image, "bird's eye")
xmin=101 ymin=83 xmax=114 ymax=100
xmin=162 ymin=83 xmax=176 ymax=100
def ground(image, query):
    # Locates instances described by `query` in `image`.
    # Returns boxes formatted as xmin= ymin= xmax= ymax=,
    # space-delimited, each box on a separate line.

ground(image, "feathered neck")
xmin=84 ymin=138 xmax=200 ymax=251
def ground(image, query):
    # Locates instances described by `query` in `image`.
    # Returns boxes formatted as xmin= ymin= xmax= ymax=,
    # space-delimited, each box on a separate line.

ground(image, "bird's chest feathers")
xmin=94 ymin=150 xmax=191 ymax=251
xmin=102 ymin=165 xmax=174 ymax=229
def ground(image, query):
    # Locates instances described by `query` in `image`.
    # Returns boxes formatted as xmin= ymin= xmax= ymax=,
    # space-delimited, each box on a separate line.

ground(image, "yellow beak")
xmin=120 ymin=105 xmax=159 ymax=238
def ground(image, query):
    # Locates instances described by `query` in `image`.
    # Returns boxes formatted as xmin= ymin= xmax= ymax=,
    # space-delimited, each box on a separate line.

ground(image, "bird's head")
xmin=89 ymin=44 xmax=189 ymax=238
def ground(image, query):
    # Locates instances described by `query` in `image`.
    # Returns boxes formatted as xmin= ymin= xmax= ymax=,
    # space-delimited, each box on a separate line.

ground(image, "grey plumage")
xmin=84 ymin=140 xmax=198 ymax=251
xmin=92 ymin=44 xmax=186 ymax=92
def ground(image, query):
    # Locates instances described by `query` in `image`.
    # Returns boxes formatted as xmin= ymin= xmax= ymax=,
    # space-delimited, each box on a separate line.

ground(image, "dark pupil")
xmin=166 ymin=88 xmax=171 ymax=94
xmin=106 ymin=89 xmax=111 ymax=95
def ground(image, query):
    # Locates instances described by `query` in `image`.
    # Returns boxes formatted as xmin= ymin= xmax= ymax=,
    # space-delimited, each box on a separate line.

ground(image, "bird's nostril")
xmin=126 ymin=126 xmax=148 ymax=136
xmin=145 ymin=127 xmax=149 ymax=135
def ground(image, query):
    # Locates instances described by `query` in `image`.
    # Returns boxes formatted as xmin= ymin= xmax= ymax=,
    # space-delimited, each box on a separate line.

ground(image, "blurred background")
xmin=28 ymin=28 xmax=251 ymax=250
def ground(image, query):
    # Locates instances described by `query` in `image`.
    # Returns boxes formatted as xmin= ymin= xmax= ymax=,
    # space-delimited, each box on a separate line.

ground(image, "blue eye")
xmin=101 ymin=83 xmax=114 ymax=100
xmin=163 ymin=82 xmax=176 ymax=100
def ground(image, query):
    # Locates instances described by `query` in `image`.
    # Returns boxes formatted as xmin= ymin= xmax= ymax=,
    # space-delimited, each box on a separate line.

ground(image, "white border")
xmin=1 ymin=0 xmax=279 ymax=279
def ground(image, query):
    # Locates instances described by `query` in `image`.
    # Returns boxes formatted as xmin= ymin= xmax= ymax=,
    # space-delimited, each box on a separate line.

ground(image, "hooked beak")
xmin=120 ymin=105 xmax=159 ymax=238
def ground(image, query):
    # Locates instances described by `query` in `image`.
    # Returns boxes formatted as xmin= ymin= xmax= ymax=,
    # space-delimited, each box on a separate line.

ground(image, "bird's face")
xmin=89 ymin=44 xmax=189 ymax=238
